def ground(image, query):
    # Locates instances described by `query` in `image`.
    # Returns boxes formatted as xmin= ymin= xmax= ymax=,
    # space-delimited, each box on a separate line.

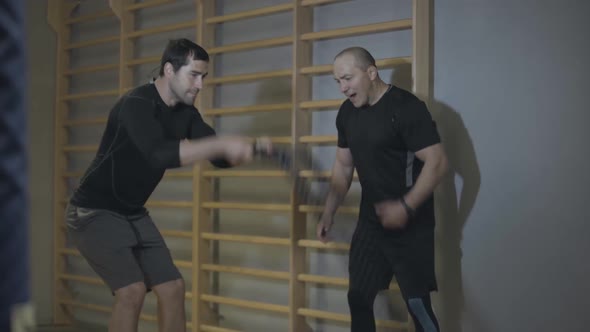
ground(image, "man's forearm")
xmin=179 ymin=137 xmax=225 ymax=166
xmin=404 ymin=157 xmax=448 ymax=210
xmin=322 ymin=166 xmax=354 ymax=218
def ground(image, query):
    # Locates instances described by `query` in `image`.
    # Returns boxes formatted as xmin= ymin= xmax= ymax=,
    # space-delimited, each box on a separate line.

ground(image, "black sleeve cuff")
xmin=210 ymin=158 xmax=232 ymax=168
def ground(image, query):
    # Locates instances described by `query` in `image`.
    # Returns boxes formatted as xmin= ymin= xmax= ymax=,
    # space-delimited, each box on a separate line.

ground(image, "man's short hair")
xmin=334 ymin=46 xmax=376 ymax=70
xmin=158 ymin=38 xmax=209 ymax=76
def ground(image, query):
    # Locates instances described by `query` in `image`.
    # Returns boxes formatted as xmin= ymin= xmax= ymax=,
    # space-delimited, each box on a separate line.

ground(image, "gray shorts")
xmin=65 ymin=203 xmax=181 ymax=293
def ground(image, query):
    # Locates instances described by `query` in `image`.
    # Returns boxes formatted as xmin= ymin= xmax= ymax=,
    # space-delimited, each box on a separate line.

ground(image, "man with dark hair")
xmin=317 ymin=46 xmax=448 ymax=332
xmin=66 ymin=38 xmax=271 ymax=332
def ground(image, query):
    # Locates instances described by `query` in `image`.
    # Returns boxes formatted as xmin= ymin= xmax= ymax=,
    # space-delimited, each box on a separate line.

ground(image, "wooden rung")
xmin=202 ymin=103 xmax=292 ymax=116
xmin=300 ymin=0 xmax=349 ymax=6
xmin=126 ymin=21 xmax=195 ymax=39
xmin=298 ymin=274 xmax=400 ymax=291
xmin=65 ymin=10 xmax=115 ymax=24
xmin=269 ymin=136 xmax=292 ymax=144
xmin=61 ymin=89 xmax=119 ymax=101
xmin=298 ymin=308 xmax=350 ymax=323
xmin=300 ymin=57 xmax=412 ymax=75
xmin=201 ymin=233 xmax=290 ymax=246
xmin=202 ymin=170 xmax=288 ymax=178
xmin=173 ymin=259 xmax=192 ymax=269
xmin=299 ymin=170 xmax=358 ymax=179
xmin=63 ymin=171 xmax=189 ymax=180
xmin=200 ymin=325 xmax=241 ymax=332
xmin=207 ymin=69 xmax=292 ymax=85
xmin=200 ymin=294 xmax=289 ymax=314
xmin=208 ymin=36 xmax=292 ymax=55
xmin=64 ymin=63 xmax=118 ymax=76
xmin=299 ymin=135 xmax=337 ymax=144
xmin=62 ymin=145 xmax=97 ymax=153
xmin=64 ymin=36 xmax=120 ymax=50
xmin=301 ymin=20 xmax=412 ymax=41
xmin=298 ymin=170 xmax=331 ymax=178
xmin=201 ymin=202 xmax=291 ymax=211
xmin=244 ymin=136 xmax=291 ymax=145
xmin=57 ymin=271 xmax=205 ymax=298
xmin=64 ymin=170 xmax=190 ymax=178
xmin=297 ymin=239 xmax=350 ymax=251
xmin=60 ymin=300 xmax=162 ymax=324
xmin=63 ymin=117 xmax=107 ymax=127
xmin=59 ymin=248 xmax=80 ymax=256
xmin=59 ymin=273 xmax=104 ymax=286
xmin=201 ymin=264 xmax=290 ymax=280
xmin=163 ymin=171 xmax=192 ymax=178
xmin=59 ymin=247 xmax=191 ymax=269
xmin=126 ymin=56 xmax=160 ymax=66
xmin=299 ymin=99 xmax=343 ymax=110
xmin=125 ymin=0 xmax=175 ymax=11
xmin=160 ymin=229 xmax=192 ymax=238
xmin=298 ymin=273 xmax=348 ymax=287
xmin=60 ymin=300 xmax=112 ymax=316
xmin=377 ymin=56 xmax=411 ymax=68
xmin=206 ymin=3 xmax=293 ymax=24
xmin=145 ymin=200 xmax=193 ymax=208
xmin=63 ymin=171 xmax=84 ymax=178
xmin=297 ymin=308 xmax=407 ymax=329
xmin=299 ymin=204 xmax=359 ymax=214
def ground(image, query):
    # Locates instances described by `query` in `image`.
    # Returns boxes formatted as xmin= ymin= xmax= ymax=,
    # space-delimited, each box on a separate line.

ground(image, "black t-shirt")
xmin=336 ymin=85 xmax=441 ymax=231
xmin=70 ymin=83 xmax=229 ymax=215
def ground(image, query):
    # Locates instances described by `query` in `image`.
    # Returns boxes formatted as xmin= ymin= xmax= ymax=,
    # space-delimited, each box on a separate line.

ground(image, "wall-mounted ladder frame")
xmin=48 ymin=0 xmax=432 ymax=331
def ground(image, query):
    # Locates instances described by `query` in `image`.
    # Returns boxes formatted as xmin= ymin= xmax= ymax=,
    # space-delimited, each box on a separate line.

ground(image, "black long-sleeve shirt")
xmin=70 ymin=83 xmax=229 ymax=215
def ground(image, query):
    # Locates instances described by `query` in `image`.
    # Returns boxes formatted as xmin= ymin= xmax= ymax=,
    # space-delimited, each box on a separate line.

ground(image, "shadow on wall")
xmin=390 ymin=63 xmax=481 ymax=332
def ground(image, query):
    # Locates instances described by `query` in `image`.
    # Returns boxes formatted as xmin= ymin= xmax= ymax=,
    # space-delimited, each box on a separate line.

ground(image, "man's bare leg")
xmin=152 ymin=278 xmax=186 ymax=332
xmin=109 ymin=282 xmax=146 ymax=332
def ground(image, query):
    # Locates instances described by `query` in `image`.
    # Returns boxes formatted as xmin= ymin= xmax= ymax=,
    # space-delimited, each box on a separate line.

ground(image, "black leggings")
xmin=347 ymin=223 xmax=439 ymax=331
xmin=348 ymin=290 xmax=439 ymax=332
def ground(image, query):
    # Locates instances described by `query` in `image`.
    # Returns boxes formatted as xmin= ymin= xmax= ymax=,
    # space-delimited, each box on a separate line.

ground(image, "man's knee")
xmin=347 ymin=288 xmax=374 ymax=310
xmin=114 ymin=282 xmax=146 ymax=309
xmin=154 ymin=278 xmax=185 ymax=302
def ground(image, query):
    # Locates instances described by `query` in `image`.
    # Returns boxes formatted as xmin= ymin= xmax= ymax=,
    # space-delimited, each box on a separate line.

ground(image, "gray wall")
xmin=25 ymin=0 xmax=590 ymax=331
xmin=431 ymin=1 xmax=590 ymax=331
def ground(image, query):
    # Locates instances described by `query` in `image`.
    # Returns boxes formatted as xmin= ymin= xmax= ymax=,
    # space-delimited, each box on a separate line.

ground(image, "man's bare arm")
xmin=403 ymin=143 xmax=449 ymax=210
xmin=322 ymin=147 xmax=355 ymax=219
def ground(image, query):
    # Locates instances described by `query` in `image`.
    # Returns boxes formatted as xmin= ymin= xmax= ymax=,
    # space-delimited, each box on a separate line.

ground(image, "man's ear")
xmin=164 ymin=62 xmax=174 ymax=77
xmin=368 ymin=65 xmax=378 ymax=80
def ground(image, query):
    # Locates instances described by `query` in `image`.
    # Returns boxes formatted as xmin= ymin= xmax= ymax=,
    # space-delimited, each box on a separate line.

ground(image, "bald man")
xmin=317 ymin=47 xmax=448 ymax=332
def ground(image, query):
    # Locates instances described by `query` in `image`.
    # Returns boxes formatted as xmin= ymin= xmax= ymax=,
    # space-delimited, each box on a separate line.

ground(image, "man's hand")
xmin=220 ymin=137 xmax=255 ymax=165
xmin=254 ymin=136 xmax=273 ymax=155
xmin=374 ymin=200 xmax=409 ymax=230
xmin=316 ymin=214 xmax=334 ymax=243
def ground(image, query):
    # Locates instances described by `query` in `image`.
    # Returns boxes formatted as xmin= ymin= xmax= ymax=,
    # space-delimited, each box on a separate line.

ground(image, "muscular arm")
xmin=322 ymin=147 xmax=355 ymax=219
xmin=404 ymin=143 xmax=449 ymax=210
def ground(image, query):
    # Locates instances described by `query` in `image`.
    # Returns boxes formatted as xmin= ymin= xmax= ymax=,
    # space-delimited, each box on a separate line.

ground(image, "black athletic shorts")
xmin=348 ymin=220 xmax=437 ymax=300
xmin=65 ymin=203 xmax=181 ymax=293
